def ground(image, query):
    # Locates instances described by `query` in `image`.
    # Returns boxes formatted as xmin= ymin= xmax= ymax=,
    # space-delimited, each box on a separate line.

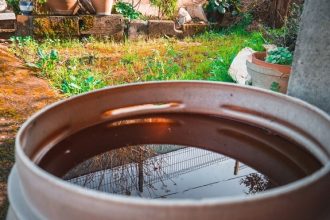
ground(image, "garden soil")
xmin=0 ymin=44 xmax=59 ymax=218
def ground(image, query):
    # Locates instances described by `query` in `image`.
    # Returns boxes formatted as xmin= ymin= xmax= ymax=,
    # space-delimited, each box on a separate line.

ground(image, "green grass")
xmin=9 ymin=18 xmax=265 ymax=96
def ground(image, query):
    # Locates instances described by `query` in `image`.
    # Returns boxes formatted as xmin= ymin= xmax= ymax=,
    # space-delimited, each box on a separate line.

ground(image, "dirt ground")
xmin=0 ymin=44 xmax=59 ymax=218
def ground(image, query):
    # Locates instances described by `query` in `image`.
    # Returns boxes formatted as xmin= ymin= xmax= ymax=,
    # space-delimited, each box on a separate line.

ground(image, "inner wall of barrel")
xmin=35 ymin=113 xmax=323 ymax=186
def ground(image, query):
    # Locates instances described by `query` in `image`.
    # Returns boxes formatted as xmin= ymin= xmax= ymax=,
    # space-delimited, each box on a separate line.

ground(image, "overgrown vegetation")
xmin=263 ymin=3 xmax=302 ymax=52
xmin=10 ymin=37 xmax=107 ymax=96
xmin=9 ymin=14 xmax=265 ymax=96
xmin=150 ymin=0 xmax=177 ymax=19
xmin=204 ymin=0 xmax=240 ymax=15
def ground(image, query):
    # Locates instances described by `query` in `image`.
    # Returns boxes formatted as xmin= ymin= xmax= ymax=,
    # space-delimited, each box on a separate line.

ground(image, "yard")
xmin=0 ymin=19 xmax=266 ymax=217
xmin=0 ymin=0 xmax=308 ymax=218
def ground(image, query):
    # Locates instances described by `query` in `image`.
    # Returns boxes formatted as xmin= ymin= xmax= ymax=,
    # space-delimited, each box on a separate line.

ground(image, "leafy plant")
xmin=114 ymin=1 xmax=141 ymax=20
xmin=205 ymin=0 xmax=240 ymax=15
xmin=144 ymin=49 xmax=181 ymax=81
xmin=265 ymin=47 xmax=293 ymax=65
xmin=25 ymin=47 xmax=106 ymax=96
xmin=10 ymin=36 xmax=35 ymax=48
xmin=61 ymin=70 xmax=106 ymax=95
xmin=150 ymin=0 xmax=177 ymax=18
xmin=6 ymin=0 xmax=20 ymax=14
xmin=35 ymin=48 xmax=59 ymax=76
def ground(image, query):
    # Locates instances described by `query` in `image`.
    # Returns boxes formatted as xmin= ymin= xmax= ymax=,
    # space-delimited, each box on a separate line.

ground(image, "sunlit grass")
xmin=9 ymin=19 xmax=265 ymax=96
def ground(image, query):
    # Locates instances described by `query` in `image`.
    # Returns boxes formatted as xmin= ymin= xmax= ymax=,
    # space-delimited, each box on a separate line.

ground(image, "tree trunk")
xmin=269 ymin=0 xmax=292 ymax=28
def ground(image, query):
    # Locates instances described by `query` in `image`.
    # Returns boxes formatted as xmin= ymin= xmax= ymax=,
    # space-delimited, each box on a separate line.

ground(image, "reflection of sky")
xmin=68 ymin=147 xmax=267 ymax=199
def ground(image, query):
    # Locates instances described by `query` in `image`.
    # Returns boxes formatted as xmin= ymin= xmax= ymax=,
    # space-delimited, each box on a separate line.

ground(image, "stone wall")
xmin=13 ymin=15 xmax=209 ymax=40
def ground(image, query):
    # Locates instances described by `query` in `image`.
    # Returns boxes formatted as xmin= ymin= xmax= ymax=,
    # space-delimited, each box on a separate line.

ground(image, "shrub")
xmin=6 ymin=0 xmax=20 ymax=14
xmin=204 ymin=0 xmax=240 ymax=15
xmin=114 ymin=1 xmax=141 ymax=20
xmin=150 ymin=0 xmax=177 ymax=18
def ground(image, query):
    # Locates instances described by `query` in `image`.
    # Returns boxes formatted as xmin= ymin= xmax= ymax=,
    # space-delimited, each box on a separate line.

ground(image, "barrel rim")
xmin=15 ymin=81 xmax=330 ymax=206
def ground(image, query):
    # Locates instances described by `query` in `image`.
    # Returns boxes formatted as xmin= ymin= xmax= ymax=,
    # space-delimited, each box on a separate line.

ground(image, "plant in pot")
xmin=204 ymin=0 xmax=239 ymax=23
xmin=246 ymin=47 xmax=293 ymax=93
xmin=91 ymin=0 xmax=113 ymax=15
xmin=47 ymin=0 xmax=78 ymax=15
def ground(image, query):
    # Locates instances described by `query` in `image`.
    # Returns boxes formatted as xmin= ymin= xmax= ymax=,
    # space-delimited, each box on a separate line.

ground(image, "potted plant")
xmin=19 ymin=0 xmax=33 ymax=15
xmin=91 ymin=0 xmax=113 ymax=15
xmin=47 ymin=0 xmax=78 ymax=15
xmin=247 ymin=47 xmax=293 ymax=93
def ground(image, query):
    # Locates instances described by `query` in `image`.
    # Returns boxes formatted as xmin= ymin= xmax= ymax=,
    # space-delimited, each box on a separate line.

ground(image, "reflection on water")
xmin=64 ymin=145 xmax=275 ymax=199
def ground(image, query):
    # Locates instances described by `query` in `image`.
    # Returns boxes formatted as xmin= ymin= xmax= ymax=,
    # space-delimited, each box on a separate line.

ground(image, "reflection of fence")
xmin=68 ymin=147 xmax=247 ymax=196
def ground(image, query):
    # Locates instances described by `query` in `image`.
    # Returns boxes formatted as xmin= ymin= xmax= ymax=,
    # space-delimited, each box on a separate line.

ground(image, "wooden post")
xmin=138 ymin=151 xmax=144 ymax=193
xmin=234 ymin=161 xmax=239 ymax=175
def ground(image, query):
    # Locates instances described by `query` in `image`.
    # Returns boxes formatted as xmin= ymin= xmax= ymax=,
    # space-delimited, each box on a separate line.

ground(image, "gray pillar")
xmin=288 ymin=0 xmax=330 ymax=114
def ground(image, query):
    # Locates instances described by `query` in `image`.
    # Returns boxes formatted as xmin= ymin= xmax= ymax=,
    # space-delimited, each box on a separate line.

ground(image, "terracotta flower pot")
xmin=47 ymin=0 xmax=78 ymax=15
xmin=252 ymin=52 xmax=292 ymax=75
xmin=91 ymin=0 xmax=113 ymax=15
xmin=247 ymin=52 xmax=292 ymax=93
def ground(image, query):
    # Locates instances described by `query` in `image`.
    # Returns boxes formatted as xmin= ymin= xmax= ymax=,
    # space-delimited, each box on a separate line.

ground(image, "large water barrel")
xmin=7 ymin=81 xmax=330 ymax=220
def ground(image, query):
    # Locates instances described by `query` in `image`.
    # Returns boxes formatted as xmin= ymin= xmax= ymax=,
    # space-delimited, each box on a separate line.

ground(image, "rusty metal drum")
xmin=7 ymin=81 xmax=330 ymax=220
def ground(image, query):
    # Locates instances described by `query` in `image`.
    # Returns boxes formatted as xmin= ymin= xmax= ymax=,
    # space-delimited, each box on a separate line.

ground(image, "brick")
xmin=33 ymin=16 xmax=79 ymax=38
xmin=148 ymin=20 xmax=183 ymax=38
xmin=79 ymin=15 xmax=124 ymax=40
xmin=16 ymin=15 xmax=33 ymax=36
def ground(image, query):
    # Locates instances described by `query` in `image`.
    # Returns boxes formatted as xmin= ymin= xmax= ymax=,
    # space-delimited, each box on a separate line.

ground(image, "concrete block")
xmin=148 ymin=20 xmax=182 ymax=38
xmin=186 ymin=5 xmax=208 ymax=22
xmin=182 ymin=23 xmax=208 ymax=37
xmin=79 ymin=15 xmax=124 ymax=40
xmin=128 ymin=20 xmax=148 ymax=40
